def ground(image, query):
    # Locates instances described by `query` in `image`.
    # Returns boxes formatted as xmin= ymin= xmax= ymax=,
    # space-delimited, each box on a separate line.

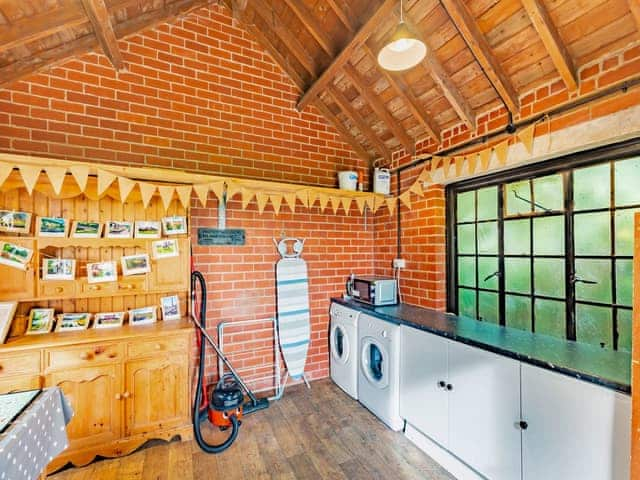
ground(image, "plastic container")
xmin=373 ymin=168 xmax=391 ymax=195
xmin=338 ymin=171 xmax=358 ymax=191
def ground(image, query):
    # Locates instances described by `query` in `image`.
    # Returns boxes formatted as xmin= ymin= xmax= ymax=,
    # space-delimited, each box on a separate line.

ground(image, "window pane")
xmin=477 ymin=186 xmax=498 ymax=221
xmin=617 ymin=309 xmax=632 ymax=353
xmin=574 ymin=259 xmax=612 ymax=303
xmin=477 ymin=221 xmax=498 ymax=254
xmin=533 ymin=216 xmax=565 ymax=255
xmin=478 ymin=291 xmax=499 ymax=324
xmin=574 ymin=212 xmax=611 ymax=256
xmin=504 ymin=219 xmax=530 ymax=255
xmin=616 ymin=259 xmax=633 ymax=306
xmin=478 ymin=257 xmax=499 ymax=290
xmin=534 ymin=299 xmax=565 ymax=339
xmin=614 ymin=208 xmax=640 ymax=256
xmin=505 ymin=258 xmax=531 ymax=294
xmin=534 ymin=258 xmax=565 ymax=298
xmin=506 ymin=180 xmax=532 ymax=216
xmin=576 ymin=303 xmax=613 ymax=349
xmin=533 ymin=174 xmax=563 ymax=212
xmin=614 ymin=157 xmax=640 ymax=206
xmin=457 ymin=224 xmax=476 ymax=254
xmin=458 ymin=257 xmax=476 ymax=287
xmin=506 ymin=295 xmax=531 ymax=331
xmin=574 ymin=163 xmax=610 ymax=211
xmin=457 ymin=191 xmax=475 ymax=222
xmin=458 ymin=288 xmax=476 ymax=318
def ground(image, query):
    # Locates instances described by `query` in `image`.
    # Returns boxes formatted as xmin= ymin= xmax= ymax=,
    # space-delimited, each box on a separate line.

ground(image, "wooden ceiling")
xmin=0 ymin=0 xmax=639 ymax=165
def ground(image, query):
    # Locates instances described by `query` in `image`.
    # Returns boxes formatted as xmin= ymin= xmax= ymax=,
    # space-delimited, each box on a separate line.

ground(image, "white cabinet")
xmin=521 ymin=364 xmax=631 ymax=480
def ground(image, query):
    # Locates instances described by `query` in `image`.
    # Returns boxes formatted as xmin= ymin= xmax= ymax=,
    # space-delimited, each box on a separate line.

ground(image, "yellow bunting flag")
xmin=418 ymin=168 xmax=431 ymax=183
xmin=296 ymin=190 xmax=309 ymax=208
xmin=256 ymin=192 xmax=268 ymax=214
xmin=479 ymin=149 xmax=492 ymax=171
xmin=467 ymin=154 xmax=477 ymax=176
xmin=307 ymin=189 xmax=319 ymax=208
xmin=318 ymin=193 xmax=330 ymax=212
xmin=139 ymin=182 xmax=156 ymax=208
xmin=355 ymin=196 xmax=367 ymax=215
xmin=225 ymin=181 xmax=241 ymax=200
xmin=118 ymin=176 xmax=136 ymax=202
xmin=241 ymin=188 xmax=254 ymax=210
xmin=46 ymin=167 xmax=67 ymax=196
xmin=158 ymin=185 xmax=175 ymax=211
xmin=270 ymin=194 xmax=283 ymax=215
xmin=430 ymin=156 xmax=441 ymax=173
xmin=455 ymin=156 xmax=465 ymax=177
xmin=495 ymin=140 xmax=509 ymax=166
xmin=372 ymin=194 xmax=385 ymax=213
xmin=284 ymin=192 xmax=297 ymax=213
xmin=69 ymin=165 xmax=89 ymax=192
xmin=399 ymin=191 xmax=412 ymax=210
xmin=517 ymin=123 xmax=536 ymax=154
xmin=343 ymin=197 xmax=354 ymax=214
xmin=209 ymin=181 xmax=225 ymax=202
xmin=385 ymin=197 xmax=397 ymax=216
xmin=409 ymin=180 xmax=424 ymax=197
xmin=193 ymin=184 xmax=209 ymax=207
xmin=19 ymin=165 xmax=41 ymax=195
xmin=442 ymin=157 xmax=452 ymax=178
xmin=0 ymin=162 xmax=13 ymax=189
xmin=176 ymin=185 xmax=193 ymax=209
xmin=97 ymin=170 xmax=116 ymax=197
xmin=329 ymin=196 xmax=340 ymax=215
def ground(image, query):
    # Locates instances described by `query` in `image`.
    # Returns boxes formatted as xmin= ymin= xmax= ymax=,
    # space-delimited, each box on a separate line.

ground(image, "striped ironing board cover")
xmin=276 ymin=257 xmax=310 ymax=380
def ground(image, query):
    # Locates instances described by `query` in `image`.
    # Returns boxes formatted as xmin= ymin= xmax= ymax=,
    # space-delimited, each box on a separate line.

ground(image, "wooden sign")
xmin=197 ymin=228 xmax=245 ymax=246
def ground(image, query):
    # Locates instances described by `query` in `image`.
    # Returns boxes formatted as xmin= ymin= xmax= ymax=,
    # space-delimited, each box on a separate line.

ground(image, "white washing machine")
xmin=358 ymin=313 xmax=403 ymax=431
xmin=329 ymin=303 xmax=360 ymax=399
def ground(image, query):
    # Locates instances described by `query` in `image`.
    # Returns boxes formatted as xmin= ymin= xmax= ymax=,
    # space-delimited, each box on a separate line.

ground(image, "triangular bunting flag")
xmin=0 ymin=162 xmax=13 ymax=189
xmin=176 ymin=185 xmax=193 ymax=209
xmin=19 ymin=165 xmax=42 ymax=195
xmin=139 ymin=182 xmax=156 ymax=208
xmin=225 ymin=181 xmax=241 ymax=200
xmin=418 ymin=168 xmax=431 ymax=183
xmin=495 ymin=140 xmax=509 ymax=166
xmin=209 ymin=181 xmax=225 ymax=202
xmin=430 ymin=156 xmax=441 ymax=173
xmin=467 ymin=154 xmax=477 ymax=176
xmin=455 ymin=156 xmax=465 ymax=178
xmin=355 ymin=196 xmax=367 ymax=215
xmin=46 ymin=167 xmax=67 ymax=195
xmin=270 ymin=194 xmax=283 ymax=215
xmin=399 ymin=191 xmax=412 ymax=210
xmin=329 ymin=196 xmax=340 ymax=215
xmin=284 ymin=192 xmax=297 ymax=212
xmin=241 ymin=188 xmax=254 ymax=210
xmin=409 ymin=181 xmax=424 ymax=197
xmin=118 ymin=176 xmax=136 ymax=202
xmin=318 ymin=193 xmax=329 ymax=212
xmin=256 ymin=192 xmax=268 ymax=214
xmin=340 ymin=197 xmax=352 ymax=214
xmin=308 ymin=190 xmax=319 ymax=208
xmin=385 ymin=197 xmax=397 ymax=216
xmin=442 ymin=157 xmax=452 ymax=178
xmin=372 ymin=195 xmax=385 ymax=213
xmin=70 ymin=165 xmax=89 ymax=192
xmin=158 ymin=185 xmax=175 ymax=211
xmin=479 ymin=149 xmax=492 ymax=171
xmin=296 ymin=190 xmax=309 ymax=208
xmin=193 ymin=184 xmax=210 ymax=207
xmin=97 ymin=170 xmax=116 ymax=197
xmin=517 ymin=123 xmax=536 ymax=154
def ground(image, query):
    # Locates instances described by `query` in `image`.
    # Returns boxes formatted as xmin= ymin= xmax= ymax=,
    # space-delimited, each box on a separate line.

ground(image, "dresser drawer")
xmin=127 ymin=337 xmax=188 ymax=359
xmin=80 ymin=281 xmax=118 ymax=296
xmin=117 ymin=277 xmax=147 ymax=293
xmin=39 ymin=280 xmax=76 ymax=297
xmin=0 ymin=351 xmax=41 ymax=377
xmin=46 ymin=343 xmax=123 ymax=370
xmin=0 ymin=375 xmax=41 ymax=394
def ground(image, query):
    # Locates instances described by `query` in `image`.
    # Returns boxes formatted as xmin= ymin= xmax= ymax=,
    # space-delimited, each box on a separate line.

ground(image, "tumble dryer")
xmin=329 ymin=302 xmax=360 ymax=399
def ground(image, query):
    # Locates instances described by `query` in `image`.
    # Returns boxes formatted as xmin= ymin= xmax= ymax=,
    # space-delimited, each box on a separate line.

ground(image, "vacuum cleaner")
xmin=191 ymin=270 xmax=269 ymax=453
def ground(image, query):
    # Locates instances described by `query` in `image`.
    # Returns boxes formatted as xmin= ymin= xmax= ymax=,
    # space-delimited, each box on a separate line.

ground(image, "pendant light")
xmin=377 ymin=0 xmax=427 ymax=72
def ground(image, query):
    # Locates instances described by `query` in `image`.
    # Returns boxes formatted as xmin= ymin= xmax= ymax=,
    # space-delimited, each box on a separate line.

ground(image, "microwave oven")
xmin=348 ymin=276 xmax=397 ymax=306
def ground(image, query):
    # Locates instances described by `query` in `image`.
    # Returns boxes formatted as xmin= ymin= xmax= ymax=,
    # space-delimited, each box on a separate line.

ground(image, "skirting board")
xmin=404 ymin=423 xmax=486 ymax=480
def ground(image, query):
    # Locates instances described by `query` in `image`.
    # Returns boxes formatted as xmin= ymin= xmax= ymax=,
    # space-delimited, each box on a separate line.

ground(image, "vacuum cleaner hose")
xmin=191 ymin=270 xmax=240 ymax=453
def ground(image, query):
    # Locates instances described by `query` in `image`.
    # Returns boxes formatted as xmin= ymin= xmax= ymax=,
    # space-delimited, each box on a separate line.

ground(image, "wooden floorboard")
xmin=49 ymin=379 xmax=455 ymax=480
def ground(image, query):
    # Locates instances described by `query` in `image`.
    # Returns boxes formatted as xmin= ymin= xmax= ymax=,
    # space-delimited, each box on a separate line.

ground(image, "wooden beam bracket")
xmin=81 ymin=0 xmax=125 ymax=71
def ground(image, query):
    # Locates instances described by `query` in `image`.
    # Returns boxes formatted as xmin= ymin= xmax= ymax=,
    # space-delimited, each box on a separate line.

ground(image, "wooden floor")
xmin=49 ymin=379 xmax=455 ymax=479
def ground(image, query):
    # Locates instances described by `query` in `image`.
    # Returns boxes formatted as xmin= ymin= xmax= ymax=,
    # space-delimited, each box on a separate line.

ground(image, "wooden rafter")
xmin=441 ymin=0 xmax=519 ymax=112
xmin=80 ymin=0 xmax=124 ymax=70
xmin=326 ymin=0 xmax=356 ymax=33
xmin=362 ymin=44 xmax=441 ymax=143
xmin=522 ymin=0 xmax=577 ymax=91
xmin=629 ymin=0 xmax=640 ymax=31
xmin=296 ymin=0 xmax=398 ymax=111
xmin=343 ymin=62 xmax=415 ymax=153
xmin=282 ymin=0 xmax=335 ymax=56
xmin=326 ymin=84 xmax=391 ymax=162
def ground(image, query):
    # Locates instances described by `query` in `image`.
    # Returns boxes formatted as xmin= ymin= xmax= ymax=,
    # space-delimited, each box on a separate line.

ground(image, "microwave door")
xmin=353 ymin=280 xmax=370 ymax=302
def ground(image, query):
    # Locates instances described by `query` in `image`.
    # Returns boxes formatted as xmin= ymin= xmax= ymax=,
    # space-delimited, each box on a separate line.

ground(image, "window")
xmin=446 ymin=141 xmax=640 ymax=352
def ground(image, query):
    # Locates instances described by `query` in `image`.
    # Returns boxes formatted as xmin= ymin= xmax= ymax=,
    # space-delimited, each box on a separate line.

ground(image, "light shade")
xmin=377 ymin=22 xmax=426 ymax=72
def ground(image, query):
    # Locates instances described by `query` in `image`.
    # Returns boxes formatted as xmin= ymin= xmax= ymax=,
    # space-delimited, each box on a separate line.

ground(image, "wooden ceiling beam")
xmin=282 ymin=0 xmax=335 ymax=57
xmin=80 ymin=0 xmax=124 ymax=70
xmin=296 ymin=0 xmax=398 ymax=112
xmin=343 ymin=63 xmax=415 ymax=153
xmin=628 ymin=0 xmax=640 ymax=31
xmin=325 ymin=0 xmax=356 ymax=33
xmin=441 ymin=0 xmax=519 ymax=113
xmin=522 ymin=0 xmax=577 ymax=91
xmin=326 ymin=84 xmax=391 ymax=162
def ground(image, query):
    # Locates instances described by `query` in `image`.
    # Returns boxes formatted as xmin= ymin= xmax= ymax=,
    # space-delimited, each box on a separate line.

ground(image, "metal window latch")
xmin=483 ymin=270 xmax=501 ymax=282
xmin=570 ymin=274 xmax=597 ymax=285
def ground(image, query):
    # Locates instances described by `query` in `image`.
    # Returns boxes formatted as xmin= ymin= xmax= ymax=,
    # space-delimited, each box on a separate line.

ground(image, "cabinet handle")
xmin=437 ymin=381 xmax=446 ymax=388
xmin=89 ymin=285 xmax=101 ymax=291
xmin=115 ymin=393 xmax=121 ymax=400
xmin=154 ymin=344 xmax=162 ymax=350
xmin=122 ymin=391 xmax=130 ymax=399
xmin=519 ymin=420 xmax=528 ymax=430
xmin=0 ymin=364 xmax=3 ymax=372
xmin=446 ymin=384 xmax=453 ymax=391
xmin=79 ymin=352 xmax=90 ymax=360
xmin=55 ymin=287 xmax=64 ymax=293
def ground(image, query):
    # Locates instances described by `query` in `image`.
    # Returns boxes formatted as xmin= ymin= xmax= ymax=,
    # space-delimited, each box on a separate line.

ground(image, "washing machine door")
xmin=361 ymin=338 xmax=389 ymax=389
xmin=330 ymin=324 xmax=350 ymax=365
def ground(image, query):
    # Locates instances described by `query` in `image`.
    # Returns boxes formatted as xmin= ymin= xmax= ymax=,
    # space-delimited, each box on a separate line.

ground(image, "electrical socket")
xmin=393 ymin=258 xmax=406 ymax=269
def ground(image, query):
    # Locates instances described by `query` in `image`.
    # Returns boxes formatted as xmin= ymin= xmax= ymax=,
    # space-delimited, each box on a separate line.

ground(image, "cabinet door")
xmin=45 ymin=365 xmax=122 ymax=449
xmin=399 ymin=326 xmax=449 ymax=446
xmin=0 ymin=238 xmax=35 ymax=300
xmin=149 ymin=238 xmax=189 ymax=291
xmin=447 ymin=342 xmax=521 ymax=480
xmin=521 ymin=364 xmax=630 ymax=480
xmin=125 ymin=353 xmax=189 ymax=436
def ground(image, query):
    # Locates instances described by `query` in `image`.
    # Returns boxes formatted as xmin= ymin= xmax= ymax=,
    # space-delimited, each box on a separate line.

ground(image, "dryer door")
xmin=330 ymin=323 xmax=350 ymax=365
xmin=361 ymin=338 xmax=389 ymax=389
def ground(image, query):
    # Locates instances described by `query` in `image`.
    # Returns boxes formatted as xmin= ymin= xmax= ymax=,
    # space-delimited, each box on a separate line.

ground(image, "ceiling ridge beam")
xmin=326 ymin=0 xmax=356 ymax=33
xmin=522 ymin=0 xmax=577 ymax=91
xmin=343 ymin=62 xmax=415 ymax=154
xmin=296 ymin=0 xmax=398 ymax=112
xmin=81 ymin=0 xmax=124 ymax=70
xmin=440 ymin=0 xmax=519 ymax=113
xmin=282 ymin=0 xmax=335 ymax=57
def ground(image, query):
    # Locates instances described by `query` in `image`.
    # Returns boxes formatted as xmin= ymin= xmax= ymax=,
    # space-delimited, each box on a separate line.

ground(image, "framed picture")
xmin=134 ymin=221 xmax=161 ymax=239
xmin=71 ymin=221 xmax=103 ymax=238
xmin=0 ymin=301 xmax=17 ymax=344
xmin=160 ymin=295 xmax=181 ymax=321
xmin=94 ymin=312 xmax=125 ymax=329
xmin=87 ymin=261 xmax=118 ymax=284
xmin=105 ymin=221 xmax=133 ymax=239
xmin=129 ymin=306 xmax=157 ymax=326
xmin=56 ymin=313 xmax=91 ymax=332
xmin=42 ymin=258 xmax=76 ymax=281
xmin=36 ymin=216 xmax=68 ymax=237
xmin=25 ymin=308 xmax=55 ymax=335
xmin=0 ymin=242 xmax=34 ymax=270
xmin=121 ymin=254 xmax=151 ymax=276
xmin=0 ymin=210 xmax=31 ymax=234
xmin=162 ymin=216 xmax=187 ymax=235
xmin=151 ymin=239 xmax=179 ymax=259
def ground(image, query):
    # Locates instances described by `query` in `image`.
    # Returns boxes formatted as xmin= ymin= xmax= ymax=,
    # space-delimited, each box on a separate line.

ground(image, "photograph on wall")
xmin=36 ymin=216 xmax=68 ymax=237
xmin=151 ymin=239 xmax=179 ymax=259
xmin=56 ymin=313 xmax=91 ymax=332
xmin=0 ymin=301 xmax=17 ymax=344
xmin=25 ymin=308 xmax=55 ymax=335
xmin=94 ymin=312 xmax=125 ymax=329
xmin=0 ymin=242 xmax=34 ymax=270
xmin=105 ymin=220 xmax=133 ymax=239
xmin=162 ymin=216 xmax=187 ymax=235
xmin=129 ymin=306 xmax=157 ymax=326
xmin=121 ymin=254 xmax=151 ymax=276
xmin=134 ymin=221 xmax=161 ymax=239
xmin=0 ymin=210 xmax=32 ymax=234
xmin=160 ymin=295 xmax=181 ymax=321
xmin=42 ymin=258 xmax=76 ymax=281
xmin=87 ymin=261 xmax=118 ymax=284
xmin=71 ymin=221 xmax=103 ymax=238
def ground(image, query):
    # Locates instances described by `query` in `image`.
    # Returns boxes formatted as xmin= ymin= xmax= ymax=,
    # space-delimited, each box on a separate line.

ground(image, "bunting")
xmin=284 ymin=192 xmax=297 ymax=212
xmin=296 ymin=190 xmax=309 ymax=208
xmin=399 ymin=191 xmax=412 ymax=210
xmin=45 ymin=167 xmax=67 ymax=196
xmin=176 ymin=185 xmax=193 ymax=209
xmin=69 ymin=165 xmax=89 ymax=193
xmin=479 ymin=149 xmax=492 ymax=171
xmin=193 ymin=184 xmax=210 ymax=207
xmin=241 ymin=188 xmax=254 ymax=209
xmin=19 ymin=165 xmax=41 ymax=195
xmin=418 ymin=168 xmax=431 ymax=183
xmin=270 ymin=194 xmax=283 ymax=215
xmin=517 ymin=123 xmax=536 ymax=154
xmin=0 ymin=163 xmax=13 ymax=189
xmin=372 ymin=195 xmax=385 ymax=213
xmin=442 ymin=157 xmax=452 ymax=178
xmin=409 ymin=181 xmax=423 ymax=197
xmin=455 ymin=156 xmax=465 ymax=178
xmin=385 ymin=197 xmax=397 ymax=216
xmin=118 ymin=176 xmax=136 ymax=202
xmin=329 ymin=196 xmax=340 ymax=215
xmin=355 ymin=196 xmax=367 ymax=214
xmin=307 ymin=189 xmax=318 ymax=208
xmin=340 ymin=197 xmax=352 ymax=214
xmin=318 ymin=193 xmax=330 ymax=212
xmin=256 ymin=192 xmax=268 ymax=214
xmin=209 ymin=181 xmax=225 ymax=202
xmin=467 ymin=154 xmax=477 ymax=176
xmin=495 ymin=140 xmax=509 ymax=166
xmin=158 ymin=185 xmax=175 ymax=211
xmin=97 ymin=170 xmax=116 ymax=197
xmin=139 ymin=182 xmax=156 ymax=208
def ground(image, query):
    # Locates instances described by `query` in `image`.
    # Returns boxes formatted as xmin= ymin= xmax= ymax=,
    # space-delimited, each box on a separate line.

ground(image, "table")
xmin=0 ymin=388 xmax=73 ymax=480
